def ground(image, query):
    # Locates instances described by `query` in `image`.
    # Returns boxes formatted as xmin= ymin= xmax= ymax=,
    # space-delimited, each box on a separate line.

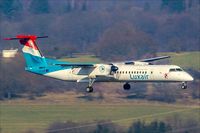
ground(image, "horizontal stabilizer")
xmin=4 ymin=35 xmax=48 ymax=40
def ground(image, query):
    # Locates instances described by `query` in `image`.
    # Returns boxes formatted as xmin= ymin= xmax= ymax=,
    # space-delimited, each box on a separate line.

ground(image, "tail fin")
xmin=4 ymin=35 xmax=48 ymax=67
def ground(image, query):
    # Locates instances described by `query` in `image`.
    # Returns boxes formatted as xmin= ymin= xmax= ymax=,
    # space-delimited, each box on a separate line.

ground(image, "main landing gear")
xmin=181 ymin=82 xmax=187 ymax=89
xmin=123 ymin=83 xmax=131 ymax=90
xmin=86 ymin=78 xmax=95 ymax=93
xmin=86 ymin=86 xmax=93 ymax=93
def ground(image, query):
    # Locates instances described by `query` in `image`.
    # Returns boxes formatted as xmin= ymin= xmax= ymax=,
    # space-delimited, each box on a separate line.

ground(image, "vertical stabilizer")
xmin=4 ymin=35 xmax=48 ymax=67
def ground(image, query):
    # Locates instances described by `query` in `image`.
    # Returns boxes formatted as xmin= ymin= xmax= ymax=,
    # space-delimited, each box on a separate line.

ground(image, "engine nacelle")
xmin=89 ymin=64 xmax=118 ymax=76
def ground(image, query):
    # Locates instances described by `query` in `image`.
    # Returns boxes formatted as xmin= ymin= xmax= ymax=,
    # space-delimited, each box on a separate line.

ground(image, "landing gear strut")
xmin=86 ymin=78 xmax=95 ymax=93
xmin=123 ymin=83 xmax=131 ymax=90
xmin=181 ymin=82 xmax=187 ymax=89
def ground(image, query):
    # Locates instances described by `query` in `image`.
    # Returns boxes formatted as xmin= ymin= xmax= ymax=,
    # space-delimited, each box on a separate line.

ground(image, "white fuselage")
xmin=44 ymin=64 xmax=193 ymax=83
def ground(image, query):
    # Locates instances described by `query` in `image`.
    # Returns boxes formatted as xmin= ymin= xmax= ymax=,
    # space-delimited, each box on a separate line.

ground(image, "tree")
xmin=143 ymin=2 xmax=150 ymax=12
xmin=159 ymin=121 xmax=168 ymax=133
xmin=0 ymin=0 xmax=23 ymax=19
xmin=128 ymin=120 xmax=143 ymax=133
xmin=161 ymin=0 xmax=186 ymax=13
xmin=94 ymin=21 xmax=156 ymax=61
xmin=64 ymin=1 xmax=72 ymax=13
xmin=47 ymin=120 xmax=123 ymax=133
xmin=94 ymin=120 xmax=122 ymax=133
xmin=81 ymin=0 xmax=88 ymax=11
xmin=165 ymin=114 xmax=199 ymax=133
xmin=128 ymin=120 xmax=171 ymax=133
xmin=0 ymin=54 xmax=27 ymax=99
xmin=0 ymin=0 xmax=14 ymax=16
xmin=147 ymin=83 xmax=177 ymax=103
xmin=168 ymin=38 xmax=182 ymax=52
xmin=29 ymin=0 xmax=49 ymax=14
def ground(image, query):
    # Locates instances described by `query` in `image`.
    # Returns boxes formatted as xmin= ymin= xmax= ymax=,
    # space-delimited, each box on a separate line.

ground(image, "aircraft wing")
xmin=54 ymin=63 xmax=94 ymax=67
xmin=114 ymin=56 xmax=170 ymax=64
xmin=47 ymin=56 xmax=170 ymax=67
xmin=137 ymin=56 xmax=170 ymax=62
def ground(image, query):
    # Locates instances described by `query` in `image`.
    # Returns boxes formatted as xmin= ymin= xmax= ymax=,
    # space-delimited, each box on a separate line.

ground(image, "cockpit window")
xmin=169 ymin=68 xmax=183 ymax=72
xmin=169 ymin=68 xmax=176 ymax=72
xmin=176 ymin=68 xmax=183 ymax=71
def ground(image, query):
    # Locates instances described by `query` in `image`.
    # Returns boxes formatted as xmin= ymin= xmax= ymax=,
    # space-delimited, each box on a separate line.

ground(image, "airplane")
xmin=4 ymin=35 xmax=194 ymax=93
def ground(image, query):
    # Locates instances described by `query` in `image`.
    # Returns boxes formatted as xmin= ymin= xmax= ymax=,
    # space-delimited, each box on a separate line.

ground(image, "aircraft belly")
xmin=44 ymin=69 xmax=86 ymax=81
xmin=44 ymin=69 xmax=70 ymax=80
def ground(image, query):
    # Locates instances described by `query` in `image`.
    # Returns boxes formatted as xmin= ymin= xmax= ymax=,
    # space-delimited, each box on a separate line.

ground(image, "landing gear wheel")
xmin=86 ymin=86 xmax=93 ymax=93
xmin=86 ymin=78 xmax=95 ymax=93
xmin=123 ymin=83 xmax=131 ymax=90
xmin=181 ymin=82 xmax=187 ymax=89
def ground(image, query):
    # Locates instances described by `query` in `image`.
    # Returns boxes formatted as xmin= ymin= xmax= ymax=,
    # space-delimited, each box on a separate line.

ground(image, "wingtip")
xmin=3 ymin=38 xmax=11 ymax=40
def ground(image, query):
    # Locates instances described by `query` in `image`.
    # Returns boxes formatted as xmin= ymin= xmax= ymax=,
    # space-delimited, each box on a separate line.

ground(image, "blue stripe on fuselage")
xmin=25 ymin=65 xmax=71 ymax=75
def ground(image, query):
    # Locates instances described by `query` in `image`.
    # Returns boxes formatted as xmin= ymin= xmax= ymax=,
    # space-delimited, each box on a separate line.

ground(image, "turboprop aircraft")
xmin=4 ymin=35 xmax=193 ymax=92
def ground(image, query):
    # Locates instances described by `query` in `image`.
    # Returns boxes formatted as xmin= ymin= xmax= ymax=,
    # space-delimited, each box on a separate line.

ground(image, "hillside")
xmin=1 ymin=94 xmax=199 ymax=133
xmin=158 ymin=51 xmax=200 ymax=71
xmin=59 ymin=55 xmax=102 ymax=63
xmin=59 ymin=51 xmax=200 ymax=71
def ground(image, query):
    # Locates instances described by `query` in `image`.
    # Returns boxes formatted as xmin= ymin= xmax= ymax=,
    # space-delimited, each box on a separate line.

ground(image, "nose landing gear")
xmin=123 ymin=83 xmax=131 ymax=90
xmin=181 ymin=82 xmax=187 ymax=89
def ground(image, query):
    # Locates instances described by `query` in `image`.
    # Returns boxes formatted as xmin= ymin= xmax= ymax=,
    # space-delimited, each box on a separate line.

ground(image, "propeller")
xmin=111 ymin=65 xmax=118 ymax=72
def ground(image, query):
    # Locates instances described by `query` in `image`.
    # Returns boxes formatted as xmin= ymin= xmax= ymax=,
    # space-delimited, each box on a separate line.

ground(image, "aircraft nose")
xmin=186 ymin=73 xmax=194 ymax=81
